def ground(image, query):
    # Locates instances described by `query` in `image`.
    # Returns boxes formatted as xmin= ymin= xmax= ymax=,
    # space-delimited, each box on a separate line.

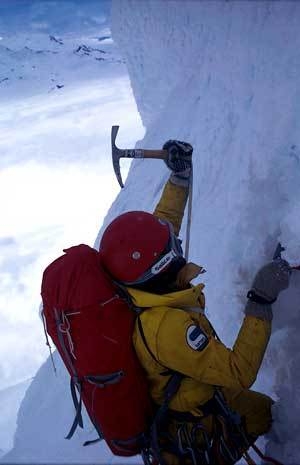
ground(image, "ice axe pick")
xmin=273 ymin=242 xmax=300 ymax=271
xmin=111 ymin=125 xmax=168 ymax=188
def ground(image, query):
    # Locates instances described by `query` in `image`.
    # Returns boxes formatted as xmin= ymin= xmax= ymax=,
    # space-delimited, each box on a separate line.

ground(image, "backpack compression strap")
xmin=54 ymin=309 xmax=84 ymax=439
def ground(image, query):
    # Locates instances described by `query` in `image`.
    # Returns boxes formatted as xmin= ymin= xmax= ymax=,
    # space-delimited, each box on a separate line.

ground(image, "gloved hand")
xmin=163 ymin=140 xmax=193 ymax=187
xmin=245 ymin=258 xmax=291 ymax=321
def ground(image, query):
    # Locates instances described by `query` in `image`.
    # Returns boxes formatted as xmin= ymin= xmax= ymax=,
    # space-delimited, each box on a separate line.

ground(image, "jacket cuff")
xmin=169 ymin=172 xmax=190 ymax=188
xmin=244 ymin=301 xmax=273 ymax=322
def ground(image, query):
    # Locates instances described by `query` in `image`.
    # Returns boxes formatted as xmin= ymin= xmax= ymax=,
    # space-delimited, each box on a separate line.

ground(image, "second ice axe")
xmin=111 ymin=125 xmax=167 ymax=188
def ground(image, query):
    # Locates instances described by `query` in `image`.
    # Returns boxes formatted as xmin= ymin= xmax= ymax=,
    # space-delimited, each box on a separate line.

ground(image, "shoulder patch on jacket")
xmin=186 ymin=325 xmax=208 ymax=351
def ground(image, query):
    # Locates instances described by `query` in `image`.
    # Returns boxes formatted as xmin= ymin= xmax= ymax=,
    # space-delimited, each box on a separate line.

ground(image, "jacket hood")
xmin=127 ymin=283 xmax=205 ymax=310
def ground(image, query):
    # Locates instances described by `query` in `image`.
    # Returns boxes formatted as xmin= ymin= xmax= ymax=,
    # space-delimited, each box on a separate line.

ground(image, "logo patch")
xmin=186 ymin=325 xmax=208 ymax=351
xmin=151 ymin=250 xmax=176 ymax=275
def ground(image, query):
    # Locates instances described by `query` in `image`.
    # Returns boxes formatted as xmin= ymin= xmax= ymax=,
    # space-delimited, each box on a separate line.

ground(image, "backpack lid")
xmin=41 ymin=244 xmax=113 ymax=310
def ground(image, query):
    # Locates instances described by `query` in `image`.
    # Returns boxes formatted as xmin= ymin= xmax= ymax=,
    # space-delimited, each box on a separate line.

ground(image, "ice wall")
xmin=109 ymin=2 xmax=300 ymax=463
xmin=3 ymin=2 xmax=300 ymax=464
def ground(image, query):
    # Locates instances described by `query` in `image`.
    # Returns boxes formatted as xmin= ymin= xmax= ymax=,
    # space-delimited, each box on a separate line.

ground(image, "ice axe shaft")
xmin=111 ymin=125 xmax=167 ymax=187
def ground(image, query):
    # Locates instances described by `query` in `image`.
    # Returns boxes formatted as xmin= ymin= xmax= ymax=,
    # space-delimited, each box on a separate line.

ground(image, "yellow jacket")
xmin=130 ymin=179 xmax=271 ymax=413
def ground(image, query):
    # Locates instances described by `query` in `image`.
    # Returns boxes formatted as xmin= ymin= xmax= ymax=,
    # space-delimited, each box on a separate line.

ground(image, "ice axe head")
xmin=111 ymin=125 xmax=166 ymax=188
xmin=111 ymin=125 xmax=124 ymax=188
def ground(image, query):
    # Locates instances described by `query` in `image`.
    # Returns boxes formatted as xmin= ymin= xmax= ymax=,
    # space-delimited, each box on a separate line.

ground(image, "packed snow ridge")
xmin=3 ymin=2 xmax=300 ymax=464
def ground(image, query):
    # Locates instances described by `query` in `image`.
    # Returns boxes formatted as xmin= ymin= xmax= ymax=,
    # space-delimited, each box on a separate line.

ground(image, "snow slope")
xmin=0 ymin=380 xmax=31 ymax=458
xmin=3 ymin=1 xmax=300 ymax=464
xmin=2 ymin=352 xmax=117 ymax=464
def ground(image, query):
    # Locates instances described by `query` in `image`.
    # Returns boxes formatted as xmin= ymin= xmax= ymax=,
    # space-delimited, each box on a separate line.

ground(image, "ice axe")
xmin=111 ymin=125 xmax=194 ymax=260
xmin=111 ymin=125 xmax=168 ymax=188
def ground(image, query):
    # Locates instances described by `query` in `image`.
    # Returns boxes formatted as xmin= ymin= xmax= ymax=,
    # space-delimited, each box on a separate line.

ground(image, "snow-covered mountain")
xmin=0 ymin=0 xmax=121 ymax=100
xmin=3 ymin=1 xmax=300 ymax=464
xmin=0 ymin=31 xmax=123 ymax=98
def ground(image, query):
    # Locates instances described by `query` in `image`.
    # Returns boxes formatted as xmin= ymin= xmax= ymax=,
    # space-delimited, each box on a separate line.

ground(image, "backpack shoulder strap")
xmin=113 ymin=282 xmax=175 ymax=375
xmin=114 ymin=285 xmax=184 ymax=402
xmin=136 ymin=315 xmax=161 ymax=366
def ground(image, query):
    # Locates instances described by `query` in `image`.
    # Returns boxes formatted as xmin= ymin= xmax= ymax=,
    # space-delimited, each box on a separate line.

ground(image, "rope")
xmin=184 ymin=164 xmax=193 ymax=261
xmin=59 ymin=312 xmax=77 ymax=360
xmin=41 ymin=308 xmax=57 ymax=376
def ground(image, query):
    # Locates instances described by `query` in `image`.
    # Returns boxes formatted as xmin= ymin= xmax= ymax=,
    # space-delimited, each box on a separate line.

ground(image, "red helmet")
xmin=99 ymin=211 xmax=183 ymax=285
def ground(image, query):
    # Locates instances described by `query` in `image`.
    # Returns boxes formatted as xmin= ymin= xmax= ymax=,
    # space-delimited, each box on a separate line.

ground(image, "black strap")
xmin=137 ymin=315 xmax=175 ymax=376
xmin=137 ymin=316 xmax=160 ymax=365
xmin=206 ymin=319 xmax=221 ymax=342
xmin=86 ymin=371 xmax=124 ymax=387
xmin=54 ymin=309 xmax=84 ymax=439
xmin=113 ymin=281 xmax=138 ymax=311
xmin=247 ymin=290 xmax=276 ymax=305
xmin=150 ymin=371 xmax=184 ymax=465
xmin=54 ymin=309 xmax=77 ymax=377
xmin=112 ymin=433 xmax=146 ymax=455
xmin=163 ymin=372 xmax=184 ymax=404
xmin=65 ymin=377 xmax=84 ymax=439
xmin=137 ymin=316 xmax=184 ymax=464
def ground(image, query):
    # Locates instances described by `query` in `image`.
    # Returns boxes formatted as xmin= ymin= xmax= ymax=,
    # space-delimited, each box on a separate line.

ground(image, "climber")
xmin=99 ymin=140 xmax=290 ymax=464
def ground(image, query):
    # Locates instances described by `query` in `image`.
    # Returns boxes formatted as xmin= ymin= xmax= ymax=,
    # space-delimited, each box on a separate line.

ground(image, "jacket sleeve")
xmin=153 ymin=179 xmax=189 ymax=236
xmin=155 ymin=308 xmax=271 ymax=390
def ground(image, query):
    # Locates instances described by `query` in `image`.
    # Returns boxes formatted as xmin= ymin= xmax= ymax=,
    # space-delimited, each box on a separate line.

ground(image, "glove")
xmin=163 ymin=140 xmax=193 ymax=187
xmin=245 ymin=258 xmax=291 ymax=321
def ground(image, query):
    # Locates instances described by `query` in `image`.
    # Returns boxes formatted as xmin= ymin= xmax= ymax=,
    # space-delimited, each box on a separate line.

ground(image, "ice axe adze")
xmin=111 ymin=125 xmax=167 ymax=188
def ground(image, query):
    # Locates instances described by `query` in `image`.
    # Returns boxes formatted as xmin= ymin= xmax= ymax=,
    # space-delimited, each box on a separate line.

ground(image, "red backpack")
xmin=41 ymin=244 xmax=284 ymax=465
xmin=41 ymin=244 xmax=153 ymax=457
